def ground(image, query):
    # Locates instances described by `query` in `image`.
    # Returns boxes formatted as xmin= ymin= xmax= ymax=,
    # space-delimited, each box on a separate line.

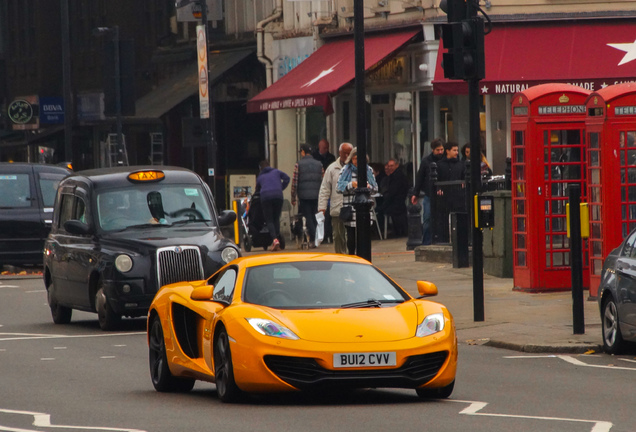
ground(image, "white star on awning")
xmin=608 ymin=39 xmax=636 ymax=66
xmin=301 ymin=61 xmax=342 ymax=88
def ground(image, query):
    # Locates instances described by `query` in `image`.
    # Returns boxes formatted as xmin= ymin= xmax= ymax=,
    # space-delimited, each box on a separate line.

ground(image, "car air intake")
xmin=157 ymin=246 xmax=204 ymax=288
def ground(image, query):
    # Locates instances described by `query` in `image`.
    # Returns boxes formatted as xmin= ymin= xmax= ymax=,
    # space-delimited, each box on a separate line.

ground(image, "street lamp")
xmin=175 ymin=0 xmax=216 ymax=195
xmin=93 ymin=25 xmax=123 ymax=166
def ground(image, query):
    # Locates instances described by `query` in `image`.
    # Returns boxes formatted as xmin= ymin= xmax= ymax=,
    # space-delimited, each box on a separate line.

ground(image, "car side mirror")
xmin=417 ymin=281 xmax=438 ymax=297
xmin=64 ymin=220 xmax=93 ymax=236
xmin=217 ymin=209 xmax=237 ymax=226
xmin=190 ymin=285 xmax=214 ymax=301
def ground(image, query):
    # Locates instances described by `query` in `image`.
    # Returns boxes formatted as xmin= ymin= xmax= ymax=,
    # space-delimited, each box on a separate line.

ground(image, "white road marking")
xmin=25 ymin=290 xmax=45 ymax=293
xmin=618 ymin=358 xmax=636 ymax=364
xmin=53 ymin=347 xmax=66 ymax=350
xmin=0 ymin=332 xmax=144 ymax=342
xmin=40 ymin=358 xmax=55 ymax=361
xmin=0 ymin=407 xmax=146 ymax=431
xmin=504 ymin=354 xmax=636 ymax=371
xmin=444 ymin=399 xmax=613 ymax=432
xmin=100 ymin=356 xmax=116 ymax=359
xmin=0 ymin=285 xmax=20 ymax=289
xmin=113 ymin=345 xmax=126 ymax=347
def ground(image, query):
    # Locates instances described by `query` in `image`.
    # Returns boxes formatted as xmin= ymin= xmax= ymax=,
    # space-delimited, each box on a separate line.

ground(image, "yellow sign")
xmin=127 ymin=171 xmax=165 ymax=182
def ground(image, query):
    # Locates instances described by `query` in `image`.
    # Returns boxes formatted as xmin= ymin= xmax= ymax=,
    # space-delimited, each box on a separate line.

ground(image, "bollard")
xmin=451 ymin=212 xmax=469 ymax=267
xmin=406 ymin=202 xmax=423 ymax=251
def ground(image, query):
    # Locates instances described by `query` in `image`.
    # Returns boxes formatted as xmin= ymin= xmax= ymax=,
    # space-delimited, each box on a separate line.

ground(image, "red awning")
xmin=433 ymin=21 xmax=636 ymax=96
xmin=247 ymin=29 xmax=420 ymax=114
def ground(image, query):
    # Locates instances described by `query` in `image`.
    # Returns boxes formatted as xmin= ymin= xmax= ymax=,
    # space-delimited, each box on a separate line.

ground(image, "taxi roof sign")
xmin=127 ymin=170 xmax=165 ymax=182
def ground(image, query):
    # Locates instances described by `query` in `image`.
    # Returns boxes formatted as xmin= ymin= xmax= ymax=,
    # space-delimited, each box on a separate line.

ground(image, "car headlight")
xmin=221 ymin=246 xmax=239 ymax=263
xmin=115 ymin=254 xmax=133 ymax=273
xmin=246 ymin=318 xmax=299 ymax=340
xmin=416 ymin=313 xmax=445 ymax=337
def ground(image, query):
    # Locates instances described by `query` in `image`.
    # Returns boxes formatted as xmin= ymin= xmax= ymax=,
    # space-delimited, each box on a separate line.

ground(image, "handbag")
xmin=339 ymin=205 xmax=354 ymax=222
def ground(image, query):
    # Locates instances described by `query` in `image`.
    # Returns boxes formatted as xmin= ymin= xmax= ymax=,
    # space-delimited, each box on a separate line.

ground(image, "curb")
xmin=485 ymin=339 xmax=603 ymax=354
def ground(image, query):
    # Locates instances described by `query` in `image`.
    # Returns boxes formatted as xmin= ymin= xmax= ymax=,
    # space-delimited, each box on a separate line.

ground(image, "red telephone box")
xmin=585 ymin=83 xmax=636 ymax=298
xmin=511 ymin=84 xmax=591 ymax=291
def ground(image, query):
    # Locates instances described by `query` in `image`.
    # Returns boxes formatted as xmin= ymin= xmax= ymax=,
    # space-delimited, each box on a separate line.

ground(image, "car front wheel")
xmin=214 ymin=328 xmax=243 ymax=403
xmin=602 ymin=297 xmax=625 ymax=354
xmin=95 ymin=282 xmax=121 ymax=331
xmin=148 ymin=316 xmax=195 ymax=393
xmin=47 ymin=282 xmax=72 ymax=324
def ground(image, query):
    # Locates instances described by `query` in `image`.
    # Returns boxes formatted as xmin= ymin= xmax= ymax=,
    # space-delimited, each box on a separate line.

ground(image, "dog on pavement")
xmin=291 ymin=215 xmax=311 ymax=249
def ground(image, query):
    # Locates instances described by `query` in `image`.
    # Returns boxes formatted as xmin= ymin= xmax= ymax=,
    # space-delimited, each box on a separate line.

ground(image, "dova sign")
xmin=40 ymin=97 xmax=65 ymax=124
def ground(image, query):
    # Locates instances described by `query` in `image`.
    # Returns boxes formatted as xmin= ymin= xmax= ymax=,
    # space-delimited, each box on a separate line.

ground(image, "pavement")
xmin=297 ymin=236 xmax=604 ymax=354
xmin=4 ymin=236 xmax=603 ymax=354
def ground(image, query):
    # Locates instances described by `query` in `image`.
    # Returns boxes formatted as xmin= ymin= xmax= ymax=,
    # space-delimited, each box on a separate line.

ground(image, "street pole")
xmin=466 ymin=1 xmax=484 ymax=322
xmin=61 ymin=0 xmax=73 ymax=164
xmin=113 ymin=25 xmax=123 ymax=163
xmin=353 ymin=0 xmax=372 ymax=261
xmin=200 ymin=1 xmax=216 ymax=202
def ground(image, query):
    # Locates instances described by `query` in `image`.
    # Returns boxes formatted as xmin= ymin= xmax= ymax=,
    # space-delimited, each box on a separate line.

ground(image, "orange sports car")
xmin=147 ymin=253 xmax=457 ymax=402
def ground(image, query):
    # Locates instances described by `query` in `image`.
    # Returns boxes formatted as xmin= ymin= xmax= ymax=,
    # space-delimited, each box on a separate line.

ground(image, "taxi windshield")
xmin=97 ymin=184 xmax=215 ymax=231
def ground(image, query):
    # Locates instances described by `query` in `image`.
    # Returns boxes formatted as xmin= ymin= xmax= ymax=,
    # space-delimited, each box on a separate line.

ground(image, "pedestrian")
xmin=375 ymin=158 xmax=409 ymax=237
xmin=410 ymin=138 xmax=445 ymax=245
xmin=318 ymin=142 xmax=353 ymax=254
xmin=336 ymin=147 xmax=378 ymax=255
xmin=313 ymin=139 xmax=336 ymax=243
xmin=461 ymin=143 xmax=470 ymax=162
xmin=291 ymin=144 xmax=323 ymax=248
xmin=437 ymin=141 xmax=466 ymax=213
xmin=312 ymin=138 xmax=336 ymax=171
xmin=255 ymin=159 xmax=290 ymax=251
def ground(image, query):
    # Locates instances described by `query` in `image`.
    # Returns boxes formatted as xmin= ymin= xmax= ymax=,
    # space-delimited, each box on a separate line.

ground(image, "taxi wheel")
xmin=95 ymin=283 xmax=121 ymax=331
xmin=47 ymin=282 xmax=72 ymax=324
xmin=214 ymin=328 xmax=244 ymax=403
xmin=148 ymin=316 xmax=195 ymax=393
xmin=416 ymin=380 xmax=455 ymax=399
xmin=602 ymin=297 xmax=625 ymax=354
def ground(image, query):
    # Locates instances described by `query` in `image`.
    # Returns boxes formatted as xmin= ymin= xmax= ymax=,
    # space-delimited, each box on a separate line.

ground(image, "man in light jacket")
xmin=318 ymin=142 xmax=353 ymax=254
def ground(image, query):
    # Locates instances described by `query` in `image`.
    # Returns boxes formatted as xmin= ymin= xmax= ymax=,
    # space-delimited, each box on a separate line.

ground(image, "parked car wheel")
xmin=214 ymin=328 xmax=243 ymax=403
xmin=47 ymin=282 xmax=72 ymax=324
xmin=602 ymin=297 xmax=625 ymax=354
xmin=416 ymin=380 xmax=454 ymax=399
xmin=95 ymin=281 xmax=121 ymax=331
xmin=148 ymin=316 xmax=195 ymax=393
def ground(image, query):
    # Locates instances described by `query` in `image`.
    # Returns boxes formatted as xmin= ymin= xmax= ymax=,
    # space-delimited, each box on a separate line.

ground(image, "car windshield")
xmin=243 ymin=261 xmax=409 ymax=309
xmin=97 ymin=184 xmax=215 ymax=231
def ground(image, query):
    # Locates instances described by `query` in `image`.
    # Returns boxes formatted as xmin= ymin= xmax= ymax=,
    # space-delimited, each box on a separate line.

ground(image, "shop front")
xmin=432 ymin=19 xmax=636 ymax=177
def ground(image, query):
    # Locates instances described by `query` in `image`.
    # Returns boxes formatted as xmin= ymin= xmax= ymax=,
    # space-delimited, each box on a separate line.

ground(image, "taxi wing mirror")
xmin=64 ymin=220 xmax=93 ymax=236
xmin=416 ymin=281 xmax=438 ymax=298
xmin=218 ymin=210 xmax=236 ymax=226
xmin=190 ymin=285 xmax=214 ymax=301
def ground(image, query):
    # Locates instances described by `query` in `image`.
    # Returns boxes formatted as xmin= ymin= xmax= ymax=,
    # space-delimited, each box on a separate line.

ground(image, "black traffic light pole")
xmin=353 ymin=0 xmax=372 ymax=262
xmin=440 ymin=0 xmax=485 ymax=321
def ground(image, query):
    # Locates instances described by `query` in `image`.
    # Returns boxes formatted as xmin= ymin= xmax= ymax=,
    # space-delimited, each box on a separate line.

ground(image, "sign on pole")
xmin=197 ymin=25 xmax=209 ymax=119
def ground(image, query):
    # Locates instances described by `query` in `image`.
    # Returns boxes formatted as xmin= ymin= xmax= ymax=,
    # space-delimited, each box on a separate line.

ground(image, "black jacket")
xmin=412 ymin=152 xmax=444 ymax=198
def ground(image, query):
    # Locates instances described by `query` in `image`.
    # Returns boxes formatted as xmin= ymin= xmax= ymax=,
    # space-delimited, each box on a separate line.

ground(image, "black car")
xmin=0 ymin=162 xmax=71 ymax=268
xmin=598 ymin=227 xmax=636 ymax=353
xmin=43 ymin=166 xmax=239 ymax=330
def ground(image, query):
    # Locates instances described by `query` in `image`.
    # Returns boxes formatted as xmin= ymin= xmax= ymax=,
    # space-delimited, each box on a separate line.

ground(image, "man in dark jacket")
xmin=376 ymin=159 xmax=409 ymax=237
xmin=410 ymin=138 xmax=445 ymax=245
xmin=256 ymin=160 xmax=290 ymax=251
xmin=312 ymin=139 xmax=336 ymax=171
xmin=291 ymin=144 xmax=324 ymax=247
xmin=436 ymin=141 xmax=466 ymax=213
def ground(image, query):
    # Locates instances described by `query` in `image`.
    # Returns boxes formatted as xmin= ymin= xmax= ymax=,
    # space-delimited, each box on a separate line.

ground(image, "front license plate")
xmin=333 ymin=352 xmax=397 ymax=368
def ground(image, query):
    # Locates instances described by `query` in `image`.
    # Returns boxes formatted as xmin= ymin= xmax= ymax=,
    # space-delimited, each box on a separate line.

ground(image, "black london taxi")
xmin=0 ymin=163 xmax=71 ymax=268
xmin=43 ymin=166 xmax=239 ymax=330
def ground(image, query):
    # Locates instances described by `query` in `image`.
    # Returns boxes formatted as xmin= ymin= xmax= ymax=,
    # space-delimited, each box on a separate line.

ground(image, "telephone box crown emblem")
xmin=559 ymin=94 xmax=570 ymax=104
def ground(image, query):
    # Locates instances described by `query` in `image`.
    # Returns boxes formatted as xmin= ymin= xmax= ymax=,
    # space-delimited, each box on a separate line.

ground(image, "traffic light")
xmin=441 ymin=17 xmax=485 ymax=80
xmin=439 ymin=0 xmax=467 ymax=22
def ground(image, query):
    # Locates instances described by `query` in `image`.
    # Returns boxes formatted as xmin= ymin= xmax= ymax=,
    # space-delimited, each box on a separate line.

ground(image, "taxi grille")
xmin=264 ymin=351 xmax=448 ymax=390
xmin=157 ymin=246 xmax=204 ymax=288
